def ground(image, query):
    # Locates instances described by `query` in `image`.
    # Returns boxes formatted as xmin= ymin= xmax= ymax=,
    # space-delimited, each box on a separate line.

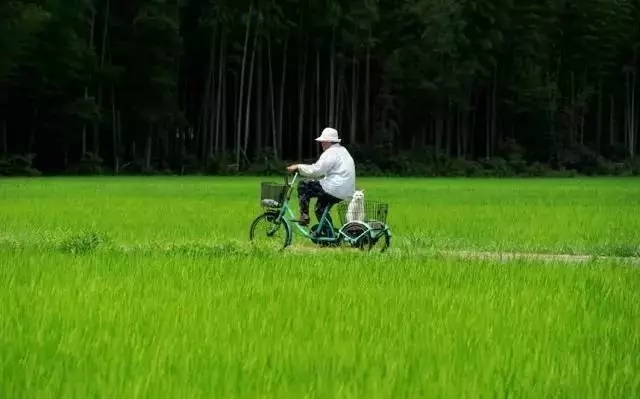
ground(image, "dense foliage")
xmin=1 ymin=0 xmax=639 ymax=177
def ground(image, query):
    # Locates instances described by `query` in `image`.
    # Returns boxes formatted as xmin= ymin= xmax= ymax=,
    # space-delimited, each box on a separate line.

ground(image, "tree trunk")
xmin=628 ymin=56 xmax=637 ymax=157
xmin=596 ymin=80 xmax=602 ymax=152
xmin=267 ymin=34 xmax=277 ymax=159
xmin=316 ymin=49 xmax=320 ymax=144
xmin=163 ymin=127 xmax=169 ymax=165
xmin=116 ymin=110 xmax=121 ymax=171
xmin=287 ymin=101 xmax=292 ymax=156
xmin=435 ymin=110 xmax=443 ymax=151
xmin=350 ymin=54 xmax=358 ymax=145
xmin=82 ymin=92 xmax=87 ymax=156
xmin=578 ymin=73 xmax=587 ymax=144
xmin=205 ymin=25 xmax=218 ymax=160
xmin=456 ymin=105 xmax=462 ymax=157
xmin=609 ymin=95 xmax=615 ymax=145
xmin=470 ymin=92 xmax=478 ymax=158
xmin=233 ymin=72 xmax=239 ymax=157
xmin=28 ymin=106 xmax=37 ymax=153
xmin=277 ymin=39 xmax=288 ymax=157
xmin=625 ymin=66 xmax=637 ymax=157
xmin=569 ymin=71 xmax=576 ymax=143
xmin=81 ymin=8 xmax=95 ymax=158
xmin=462 ymin=104 xmax=469 ymax=158
xmin=636 ymin=67 xmax=639 ymax=157
xmin=336 ymin=65 xmax=347 ymax=131
xmin=364 ymin=27 xmax=371 ymax=145
xmin=94 ymin=0 xmax=109 ymax=157
xmin=548 ymin=72 xmax=558 ymax=147
xmin=235 ymin=5 xmax=252 ymax=167
xmin=1 ymin=119 xmax=6 ymax=154
xmin=242 ymin=24 xmax=259 ymax=164
xmin=256 ymin=38 xmax=263 ymax=159
xmin=111 ymin=88 xmax=119 ymax=173
xmin=491 ymin=69 xmax=497 ymax=152
xmin=297 ymin=43 xmax=308 ymax=160
xmin=325 ymin=78 xmax=330 ymax=131
xmin=329 ymin=28 xmax=336 ymax=125
xmin=145 ymin=124 xmax=153 ymax=171
xmin=446 ymin=100 xmax=452 ymax=156
xmin=222 ymin=70 xmax=228 ymax=157
xmin=335 ymin=67 xmax=344 ymax=130
xmin=485 ymin=88 xmax=491 ymax=158
xmin=309 ymin=73 xmax=315 ymax=157
xmin=214 ymin=30 xmax=225 ymax=155
xmin=201 ymin=29 xmax=214 ymax=158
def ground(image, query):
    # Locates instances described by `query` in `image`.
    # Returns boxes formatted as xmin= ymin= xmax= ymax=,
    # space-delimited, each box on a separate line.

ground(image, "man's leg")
xmin=315 ymin=192 xmax=342 ymax=234
xmin=297 ymin=179 xmax=325 ymax=226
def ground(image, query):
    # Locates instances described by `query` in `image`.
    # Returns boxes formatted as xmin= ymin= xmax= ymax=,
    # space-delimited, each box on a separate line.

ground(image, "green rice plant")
xmin=58 ymin=230 xmax=110 ymax=254
xmin=0 ymin=177 xmax=639 ymax=397
xmin=1 ymin=176 xmax=638 ymax=256
xmin=1 ymin=249 xmax=639 ymax=397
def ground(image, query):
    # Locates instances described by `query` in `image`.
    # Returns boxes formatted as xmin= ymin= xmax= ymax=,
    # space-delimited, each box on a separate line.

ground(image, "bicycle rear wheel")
xmin=368 ymin=228 xmax=391 ymax=252
xmin=340 ymin=222 xmax=371 ymax=250
xmin=249 ymin=211 xmax=291 ymax=250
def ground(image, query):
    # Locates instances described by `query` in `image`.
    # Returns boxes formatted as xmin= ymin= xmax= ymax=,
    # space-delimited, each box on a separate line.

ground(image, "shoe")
xmin=297 ymin=213 xmax=310 ymax=226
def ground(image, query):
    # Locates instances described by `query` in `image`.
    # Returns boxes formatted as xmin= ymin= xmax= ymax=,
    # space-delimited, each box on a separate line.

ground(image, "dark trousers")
xmin=297 ymin=179 xmax=341 ymax=225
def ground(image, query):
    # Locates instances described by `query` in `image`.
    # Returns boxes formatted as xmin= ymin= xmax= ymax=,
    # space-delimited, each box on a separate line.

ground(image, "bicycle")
xmin=248 ymin=172 xmax=392 ymax=252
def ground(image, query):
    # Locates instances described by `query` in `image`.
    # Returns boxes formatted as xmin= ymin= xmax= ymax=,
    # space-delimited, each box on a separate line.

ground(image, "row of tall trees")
xmin=1 ymin=0 xmax=639 ymax=176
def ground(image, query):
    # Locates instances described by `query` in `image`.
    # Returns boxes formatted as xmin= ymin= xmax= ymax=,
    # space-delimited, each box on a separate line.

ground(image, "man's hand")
xmin=286 ymin=164 xmax=298 ymax=172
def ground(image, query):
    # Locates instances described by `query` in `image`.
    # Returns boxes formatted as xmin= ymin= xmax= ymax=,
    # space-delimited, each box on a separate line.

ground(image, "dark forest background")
xmin=1 ymin=0 xmax=639 ymax=177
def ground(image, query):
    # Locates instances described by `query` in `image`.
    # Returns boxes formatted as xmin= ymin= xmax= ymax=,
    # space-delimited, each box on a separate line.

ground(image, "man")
xmin=286 ymin=127 xmax=356 ymax=227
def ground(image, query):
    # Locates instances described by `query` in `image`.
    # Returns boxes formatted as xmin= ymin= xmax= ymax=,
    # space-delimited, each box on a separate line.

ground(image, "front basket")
xmin=260 ymin=182 xmax=287 ymax=207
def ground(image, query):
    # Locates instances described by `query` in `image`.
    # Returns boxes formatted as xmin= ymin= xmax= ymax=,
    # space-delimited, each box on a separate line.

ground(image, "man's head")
xmin=314 ymin=127 xmax=341 ymax=151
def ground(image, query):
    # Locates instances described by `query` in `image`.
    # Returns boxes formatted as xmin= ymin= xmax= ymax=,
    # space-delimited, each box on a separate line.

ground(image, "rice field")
xmin=1 ymin=176 xmax=639 ymax=397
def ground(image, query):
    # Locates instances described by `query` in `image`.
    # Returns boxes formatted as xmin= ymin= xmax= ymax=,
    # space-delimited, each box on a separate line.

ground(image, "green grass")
xmin=1 ymin=176 xmax=639 ymax=255
xmin=1 ymin=176 xmax=640 ymax=397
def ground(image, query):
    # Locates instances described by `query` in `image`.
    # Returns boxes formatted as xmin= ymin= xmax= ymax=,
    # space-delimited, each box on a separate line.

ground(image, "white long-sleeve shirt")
xmin=298 ymin=144 xmax=356 ymax=200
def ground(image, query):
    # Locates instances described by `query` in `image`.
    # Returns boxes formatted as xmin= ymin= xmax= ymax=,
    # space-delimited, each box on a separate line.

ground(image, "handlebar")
xmin=285 ymin=171 xmax=299 ymax=187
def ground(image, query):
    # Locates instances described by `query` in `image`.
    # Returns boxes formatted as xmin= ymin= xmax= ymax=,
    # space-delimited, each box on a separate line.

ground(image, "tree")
xmin=1 ymin=0 xmax=639 ymax=177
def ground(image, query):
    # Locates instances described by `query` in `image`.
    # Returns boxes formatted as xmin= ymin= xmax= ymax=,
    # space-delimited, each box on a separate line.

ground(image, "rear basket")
xmin=260 ymin=182 xmax=287 ymax=207
xmin=336 ymin=200 xmax=389 ymax=225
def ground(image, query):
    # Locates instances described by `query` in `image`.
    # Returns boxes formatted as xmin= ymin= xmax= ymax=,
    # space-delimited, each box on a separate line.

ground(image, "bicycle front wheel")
xmin=249 ymin=211 xmax=292 ymax=250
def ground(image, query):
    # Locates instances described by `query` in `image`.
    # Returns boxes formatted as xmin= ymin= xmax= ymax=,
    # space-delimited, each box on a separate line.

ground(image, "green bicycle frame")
xmin=272 ymin=172 xmax=339 ymax=242
xmin=262 ymin=172 xmax=391 ymax=251
xmin=265 ymin=172 xmax=392 ymax=248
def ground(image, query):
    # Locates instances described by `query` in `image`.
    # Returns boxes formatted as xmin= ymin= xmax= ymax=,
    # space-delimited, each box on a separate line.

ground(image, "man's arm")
xmin=292 ymin=150 xmax=336 ymax=177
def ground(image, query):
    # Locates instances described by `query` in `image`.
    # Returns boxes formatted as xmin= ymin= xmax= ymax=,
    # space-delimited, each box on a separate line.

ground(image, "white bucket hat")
xmin=314 ymin=127 xmax=341 ymax=143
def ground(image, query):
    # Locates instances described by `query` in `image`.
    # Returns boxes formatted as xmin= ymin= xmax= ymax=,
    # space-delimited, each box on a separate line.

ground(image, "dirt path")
xmin=436 ymin=250 xmax=640 ymax=265
xmin=287 ymin=245 xmax=640 ymax=264
xmin=1 ymin=234 xmax=638 ymax=265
